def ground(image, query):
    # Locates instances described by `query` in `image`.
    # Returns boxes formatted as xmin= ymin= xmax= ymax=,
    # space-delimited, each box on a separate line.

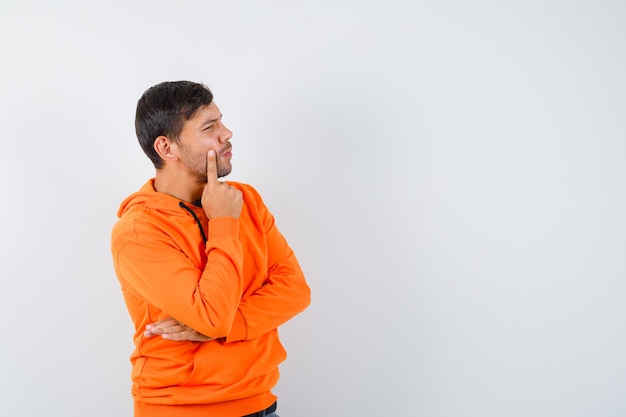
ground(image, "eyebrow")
xmin=200 ymin=114 xmax=223 ymax=128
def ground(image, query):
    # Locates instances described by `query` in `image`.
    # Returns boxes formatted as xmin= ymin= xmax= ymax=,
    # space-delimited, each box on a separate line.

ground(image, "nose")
xmin=219 ymin=122 xmax=233 ymax=143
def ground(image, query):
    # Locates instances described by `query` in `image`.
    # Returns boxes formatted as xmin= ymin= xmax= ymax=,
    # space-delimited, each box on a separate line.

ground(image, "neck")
xmin=153 ymin=168 xmax=204 ymax=203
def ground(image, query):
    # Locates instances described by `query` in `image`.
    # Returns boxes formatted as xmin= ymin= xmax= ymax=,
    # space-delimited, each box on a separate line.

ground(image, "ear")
xmin=154 ymin=136 xmax=179 ymax=163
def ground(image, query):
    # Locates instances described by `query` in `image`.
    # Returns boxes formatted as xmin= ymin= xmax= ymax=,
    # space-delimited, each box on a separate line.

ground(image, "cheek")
xmin=182 ymin=149 xmax=207 ymax=173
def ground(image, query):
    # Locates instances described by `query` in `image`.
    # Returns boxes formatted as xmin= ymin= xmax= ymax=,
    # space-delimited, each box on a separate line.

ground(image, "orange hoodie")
xmin=111 ymin=179 xmax=310 ymax=417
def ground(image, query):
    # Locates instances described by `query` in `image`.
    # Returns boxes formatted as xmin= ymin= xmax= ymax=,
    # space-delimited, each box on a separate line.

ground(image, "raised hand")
xmin=201 ymin=149 xmax=242 ymax=219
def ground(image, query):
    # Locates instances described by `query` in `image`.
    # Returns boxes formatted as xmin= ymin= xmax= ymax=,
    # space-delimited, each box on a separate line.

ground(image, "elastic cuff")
xmin=207 ymin=217 xmax=240 ymax=240
xmin=224 ymin=309 xmax=247 ymax=342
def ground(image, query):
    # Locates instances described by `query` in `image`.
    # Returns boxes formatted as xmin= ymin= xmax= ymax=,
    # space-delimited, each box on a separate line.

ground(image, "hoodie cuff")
xmin=224 ymin=309 xmax=247 ymax=342
xmin=207 ymin=217 xmax=240 ymax=241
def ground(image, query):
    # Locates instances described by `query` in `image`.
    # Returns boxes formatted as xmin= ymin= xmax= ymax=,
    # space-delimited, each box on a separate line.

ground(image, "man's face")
xmin=176 ymin=102 xmax=233 ymax=183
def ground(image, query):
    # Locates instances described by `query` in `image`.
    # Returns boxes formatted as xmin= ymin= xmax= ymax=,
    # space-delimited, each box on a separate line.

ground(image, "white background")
xmin=1 ymin=1 xmax=625 ymax=416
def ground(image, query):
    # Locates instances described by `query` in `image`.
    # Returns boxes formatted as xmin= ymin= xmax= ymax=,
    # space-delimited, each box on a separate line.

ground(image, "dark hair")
xmin=135 ymin=81 xmax=214 ymax=168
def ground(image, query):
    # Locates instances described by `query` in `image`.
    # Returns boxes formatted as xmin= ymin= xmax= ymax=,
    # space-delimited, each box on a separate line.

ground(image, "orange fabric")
xmin=111 ymin=179 xmax=310 ymax=417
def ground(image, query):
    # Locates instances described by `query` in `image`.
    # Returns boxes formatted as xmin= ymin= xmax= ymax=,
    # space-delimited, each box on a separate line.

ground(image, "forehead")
xmin=189 ymin=102 xmax=220 ymax=123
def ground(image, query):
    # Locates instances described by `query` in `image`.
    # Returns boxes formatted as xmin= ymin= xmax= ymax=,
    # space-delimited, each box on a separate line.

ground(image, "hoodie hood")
xmin=117 ymin=179 xmax=208 ymax=243
xmin=117 ymin=179 xmax=189 ymax=218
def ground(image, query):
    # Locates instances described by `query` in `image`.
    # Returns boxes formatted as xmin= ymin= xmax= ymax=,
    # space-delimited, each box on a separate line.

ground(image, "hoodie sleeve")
xmin=224 ymin=187 xmax=311 ymax=343
xmin=113 ymin=216 xmax=244 ymax=338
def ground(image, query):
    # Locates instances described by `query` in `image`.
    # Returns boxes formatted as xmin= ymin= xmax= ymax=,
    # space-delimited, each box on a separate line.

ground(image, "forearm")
xmin=225 ymin=251 xmax=310 ymax=342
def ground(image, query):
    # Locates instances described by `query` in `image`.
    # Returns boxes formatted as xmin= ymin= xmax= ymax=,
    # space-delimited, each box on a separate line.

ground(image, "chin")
xmin=217 ymin=165 xmax=233 ymax=178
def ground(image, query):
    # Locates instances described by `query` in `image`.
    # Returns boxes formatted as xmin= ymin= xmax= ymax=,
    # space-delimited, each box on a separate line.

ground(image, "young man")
xmin=111 ymin=81 xmax=311 ymax=417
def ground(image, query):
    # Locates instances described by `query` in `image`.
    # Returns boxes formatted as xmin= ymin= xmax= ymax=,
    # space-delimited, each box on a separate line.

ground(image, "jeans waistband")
xmin=243 ymin=401 xmax=277 ymax=417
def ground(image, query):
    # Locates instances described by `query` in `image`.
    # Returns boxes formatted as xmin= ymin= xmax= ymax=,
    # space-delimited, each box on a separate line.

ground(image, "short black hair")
xmin=135 ymin=81 xmax=214 ymax=168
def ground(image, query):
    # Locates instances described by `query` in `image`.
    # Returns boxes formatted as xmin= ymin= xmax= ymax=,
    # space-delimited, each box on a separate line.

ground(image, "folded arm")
xmin=225 ymin=198 xmax=311 ymax=343
xmin=115 ymin=216 xmax=244 ymax=338
xmin=146 ymin=192 xmax=311 ymax=344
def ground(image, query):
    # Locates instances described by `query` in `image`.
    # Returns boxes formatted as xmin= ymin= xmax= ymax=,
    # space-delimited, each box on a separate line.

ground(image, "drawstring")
xmin=178 ymin=201 xmax=207 ymax=242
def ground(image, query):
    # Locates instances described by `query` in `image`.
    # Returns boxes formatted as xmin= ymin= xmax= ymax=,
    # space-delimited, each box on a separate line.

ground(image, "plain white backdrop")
xmin=1 ymin=1 xmax=625 ymax=416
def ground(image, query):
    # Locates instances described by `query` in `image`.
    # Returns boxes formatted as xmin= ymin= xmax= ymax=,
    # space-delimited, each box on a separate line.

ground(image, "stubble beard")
xmin=179 ymin=145 xmax=232 ymax=184
xmin=192 ymin=157 xmax=232 ymax=184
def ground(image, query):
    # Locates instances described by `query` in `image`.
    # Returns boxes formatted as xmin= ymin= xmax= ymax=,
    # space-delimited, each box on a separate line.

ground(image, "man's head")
xmin=135 ymin=81 xmax=233 ymax=180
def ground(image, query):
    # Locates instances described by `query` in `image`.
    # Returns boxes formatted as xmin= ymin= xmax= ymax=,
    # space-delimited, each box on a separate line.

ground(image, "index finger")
xmin=206 ymin=149 xmax=218 ymax=183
